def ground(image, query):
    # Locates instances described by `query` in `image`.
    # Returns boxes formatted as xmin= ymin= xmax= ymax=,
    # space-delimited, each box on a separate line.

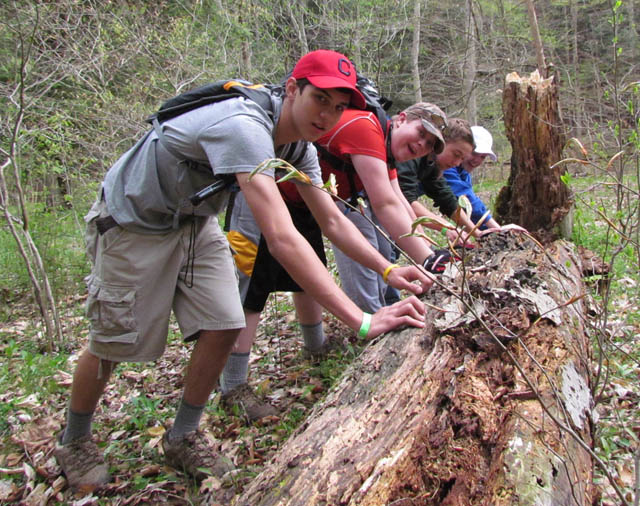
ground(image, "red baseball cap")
xmin=291 ymin=50 xmax=366 ymax=109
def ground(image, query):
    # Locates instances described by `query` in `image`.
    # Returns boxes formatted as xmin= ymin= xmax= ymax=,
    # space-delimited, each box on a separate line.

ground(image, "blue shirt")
xmin=442 ymin=166 xmax=491 ymax=229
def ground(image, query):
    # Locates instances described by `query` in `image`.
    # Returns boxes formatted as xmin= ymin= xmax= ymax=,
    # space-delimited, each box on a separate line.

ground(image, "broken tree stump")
xmin=497 ymin=70 xmax=573 ymax=242
xmin=235 ymin=233 xmax=594 ymax=505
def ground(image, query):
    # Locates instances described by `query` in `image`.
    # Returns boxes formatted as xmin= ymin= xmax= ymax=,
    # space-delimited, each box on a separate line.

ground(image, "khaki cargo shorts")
xmin=84 ymin=198 xmax=245 ymax=362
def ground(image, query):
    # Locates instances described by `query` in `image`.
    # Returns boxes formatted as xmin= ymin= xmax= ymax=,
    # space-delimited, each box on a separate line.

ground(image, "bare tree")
xmin=410 ymin=0 xmax=422 ymax=102
xmin=525 ymin=0 xmax=547 ymax=76
xmin=462 ymin=0 xmax=477 ymax=124
xmin=0 ymin=2 xmax=62 ymax=344
xmin=286 ymin=0 xmax=309 ymax=54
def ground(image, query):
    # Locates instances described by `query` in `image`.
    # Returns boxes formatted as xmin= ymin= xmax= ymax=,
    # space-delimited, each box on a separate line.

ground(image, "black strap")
xmin=95 ymin=216 xmax=118 ymax=235
xmin=317 ymin=117 xmax=392 ymax=208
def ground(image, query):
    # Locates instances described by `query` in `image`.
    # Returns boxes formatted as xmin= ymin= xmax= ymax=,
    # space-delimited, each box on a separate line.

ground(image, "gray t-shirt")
xmin=103 ymin=94 xmax=321 ymax=233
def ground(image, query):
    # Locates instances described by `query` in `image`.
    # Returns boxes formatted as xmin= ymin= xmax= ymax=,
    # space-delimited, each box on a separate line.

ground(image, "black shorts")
xmin=244 ymin=203 xmax=326 ymax=312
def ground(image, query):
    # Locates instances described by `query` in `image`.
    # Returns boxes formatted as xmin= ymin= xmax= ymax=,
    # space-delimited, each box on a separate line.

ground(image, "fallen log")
xmin=235 ymin=233 xmax=594 ymax=505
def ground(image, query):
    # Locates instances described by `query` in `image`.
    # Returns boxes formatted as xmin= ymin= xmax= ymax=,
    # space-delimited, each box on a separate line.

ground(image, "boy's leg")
xmin=220 ymin=310 xmax=261 ymax=394
xmin=332 ymin=205 xmax=386 ymax=313
xmin=164 ymin=223 xmax=247 ymax=477
xmin=163 ymin=329 xmax=241 ymax=480
xmin=183 ymin=329 xmax=240 ymax=405
xmin=219 ymin=310 xmax=278 ymax=421
xmin=62 ymin=351 xmax=115 ymax=444
xmin=292 ymin=292 xmax=326 ymax=353
xmin=168 ymin=328 xmax=239 ymax=442
xmin=55 ymin=350 xmax=114 ymax=492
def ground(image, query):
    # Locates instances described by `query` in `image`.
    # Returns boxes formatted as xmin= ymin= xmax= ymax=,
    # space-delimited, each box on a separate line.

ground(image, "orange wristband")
xmin=382 ymin=264 xmax=399 ymax=283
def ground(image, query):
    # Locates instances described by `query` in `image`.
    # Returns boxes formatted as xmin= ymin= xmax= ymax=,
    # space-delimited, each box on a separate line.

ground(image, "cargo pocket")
xmin=87 ymin=280 xmax=139 ymax=344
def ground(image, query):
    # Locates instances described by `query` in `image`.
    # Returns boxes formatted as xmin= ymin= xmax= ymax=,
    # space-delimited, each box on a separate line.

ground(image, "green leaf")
xmin=458 ymin=195 xmax=472 ymax=217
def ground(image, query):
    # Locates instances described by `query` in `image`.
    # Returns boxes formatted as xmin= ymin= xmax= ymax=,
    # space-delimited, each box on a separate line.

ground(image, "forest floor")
xmin=0 ymin=174 xmax=638 ymax=504
xmin=0 ymin=290 xmax=371 ymax=505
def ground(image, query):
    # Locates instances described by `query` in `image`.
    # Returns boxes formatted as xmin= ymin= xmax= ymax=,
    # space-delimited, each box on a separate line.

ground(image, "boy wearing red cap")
xmin=54 ymin=49 xmax=431 ymax=491
xmin=219 ymin=101 xmax=446 ymax=418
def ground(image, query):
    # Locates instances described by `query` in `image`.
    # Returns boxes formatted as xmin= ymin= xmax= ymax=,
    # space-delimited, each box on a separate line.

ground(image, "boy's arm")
xmin=297 ymin=183 xmax=433 ymax=294
xmin=410 ymin=199 xmax=471 ymax=245
xmin=352 ymin=154 xmax=433 ymax=264
xmin=390 ymin=177 xmax=419 ymax=221
xmin=236 ymin=172 xmax=426 ymax=336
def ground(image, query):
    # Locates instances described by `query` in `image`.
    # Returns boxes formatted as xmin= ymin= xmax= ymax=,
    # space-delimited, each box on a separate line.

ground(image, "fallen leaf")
xmin=16 ymin=394 xmax=39 ymax=408
xmin=22 ymin=482 xmax=51 ymax=506
xmin=147 ymin=426 xmax=165 ymax=437
xmin=139 ymin=464 xmax=162 ymax=477
xmin=110 ymin=430 xmax=126 ymax=440
xmin=199 ymin=476 xmax=222 ymax=494
xmin=146 ymin=436 xmax=162 ymax=449
xmin=0 ymin=479 xmax=19 ymax=501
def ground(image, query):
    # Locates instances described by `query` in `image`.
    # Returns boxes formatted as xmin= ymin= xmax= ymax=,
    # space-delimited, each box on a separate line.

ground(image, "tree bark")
xmin=496 ymin=70 xmax=572 ymax=242
xmin=235 ymin=233 xmax=594 ymax=505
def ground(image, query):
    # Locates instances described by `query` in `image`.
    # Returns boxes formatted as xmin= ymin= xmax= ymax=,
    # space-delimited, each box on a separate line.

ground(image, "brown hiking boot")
xmin=54 ymin=435 xmax=110 ymax=492
xmin=302 ymin=337 xmax=344 ymax=361
xmin=221 ymin=383 xmax=278 ymax=421
xmin=162 ymin=429 xmax=234 ymax=481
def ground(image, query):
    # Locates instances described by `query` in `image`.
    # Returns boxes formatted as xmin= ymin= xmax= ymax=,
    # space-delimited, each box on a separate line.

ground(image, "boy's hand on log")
xmin=367 ymin=296 xmax=426 ymax=338
xmin=385 ymin=265 xmax=434 ymax=294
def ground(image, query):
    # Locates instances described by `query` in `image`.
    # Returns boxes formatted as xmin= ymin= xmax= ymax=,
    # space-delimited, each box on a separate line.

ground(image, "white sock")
xmin=301 ymin=322 xmax=325 ymax=352
xmin=220 ymin=352 xmax=250 ymax=394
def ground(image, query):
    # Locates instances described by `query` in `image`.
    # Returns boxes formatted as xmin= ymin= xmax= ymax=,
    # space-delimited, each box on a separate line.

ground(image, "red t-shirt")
xmin=317 ymin=109 xmax=397 ymax=201
xmin=278 ymin=109 xmax=397 ymax=204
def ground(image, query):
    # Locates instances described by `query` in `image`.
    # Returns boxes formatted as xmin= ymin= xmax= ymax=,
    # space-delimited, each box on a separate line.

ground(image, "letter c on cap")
xmin=338 ymin=58 xmax=352 ymax=77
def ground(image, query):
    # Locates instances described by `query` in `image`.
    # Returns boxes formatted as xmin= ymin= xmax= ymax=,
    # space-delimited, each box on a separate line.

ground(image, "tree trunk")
xmin=463 ymin=0 xmax=477 ymax=124
xmin=410 ymin=0 xmax=422 ymax=102
xmin=570 ymin=0 xmax=583 ymax=138
xmin=236 ymin=233 xmax=594 ymax=505
xmin=286 ymin=0 xmax=309 ymax=55
xmin=496 ymin=70 xmax=572 ymax=242
xmin=525 ymin=0 xmax=547 ymax=77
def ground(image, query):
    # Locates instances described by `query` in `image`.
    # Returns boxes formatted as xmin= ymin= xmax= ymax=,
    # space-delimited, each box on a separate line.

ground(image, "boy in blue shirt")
xmin=442 ymin=126 xmax=526 ymax=233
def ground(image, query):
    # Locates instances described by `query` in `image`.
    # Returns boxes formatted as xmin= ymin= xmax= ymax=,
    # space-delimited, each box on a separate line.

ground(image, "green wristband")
xmin=358 ymin=312 xmax=372 ymax=338
xmin=440 ymin=227 xmax=448 ymax=236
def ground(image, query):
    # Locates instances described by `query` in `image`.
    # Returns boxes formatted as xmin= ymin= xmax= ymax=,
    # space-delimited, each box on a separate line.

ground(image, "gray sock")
xmin=169 ymin=398 xmax=205 ymax=441
xmin=301 ymin=322 xmax=325 ymax=352
xmin=220 ymin=352 xmax=250 ymax=394
xmin=61 ymin=409 xmax=93 ymax=444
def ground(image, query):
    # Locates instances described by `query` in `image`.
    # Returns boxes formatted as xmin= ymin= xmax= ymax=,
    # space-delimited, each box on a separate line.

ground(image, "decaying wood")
xmin=497 ymin=70 xmax=572 ymax=241
xmin=235 ymin=233 xmax=594 ymax=505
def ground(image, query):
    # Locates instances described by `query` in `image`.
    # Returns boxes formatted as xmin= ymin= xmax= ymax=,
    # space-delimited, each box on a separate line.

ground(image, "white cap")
xmin=471 ymin=126 xmax=497 ymax=162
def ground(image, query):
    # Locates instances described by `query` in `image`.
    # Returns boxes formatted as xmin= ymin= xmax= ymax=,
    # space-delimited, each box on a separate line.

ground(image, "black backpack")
xmin=353 ymin=74 xmax=393 ymax=136
xmin=147 ymin=79 xmax=277 ymax=126
xmin=147 ymin=79 xmax=308 ymax=205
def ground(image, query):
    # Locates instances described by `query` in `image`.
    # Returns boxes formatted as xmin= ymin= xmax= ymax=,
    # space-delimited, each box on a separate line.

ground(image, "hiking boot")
xmin=302 ymin=337 xmax=344 ymax=360
xmin=162 ymin=429 xmax=234 ymax=481
xmin=54 ymin=435 xmax=110 ymax=492
xmin=221 ymin=383 xmax=278 ymax=421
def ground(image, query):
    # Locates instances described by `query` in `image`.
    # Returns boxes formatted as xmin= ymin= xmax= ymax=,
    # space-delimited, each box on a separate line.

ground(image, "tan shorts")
xmin=84 ymin=199 xmax=245 ymax=362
